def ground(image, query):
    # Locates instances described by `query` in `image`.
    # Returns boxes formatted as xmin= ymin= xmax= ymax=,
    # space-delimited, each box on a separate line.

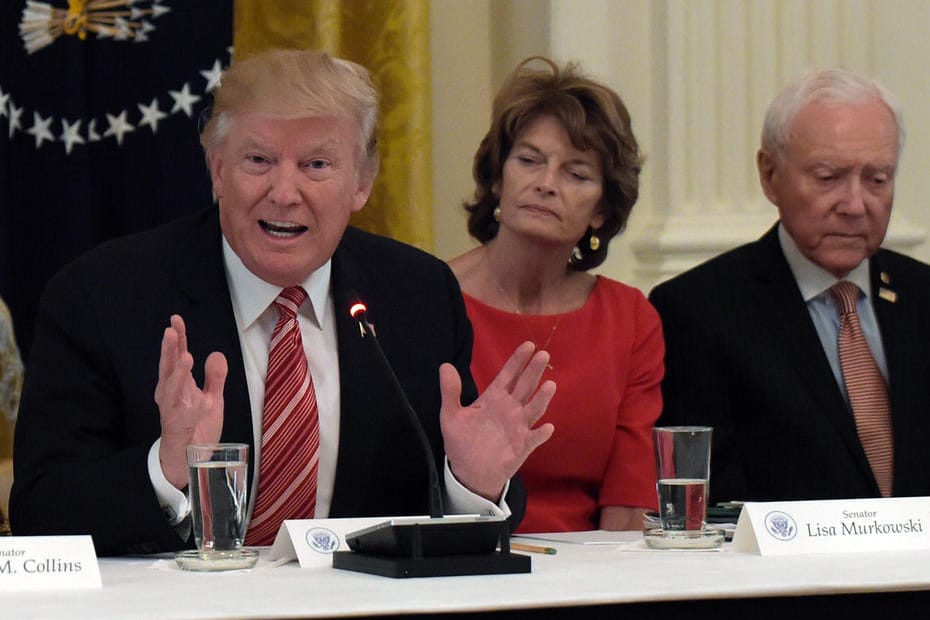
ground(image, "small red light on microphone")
xmin=349 ymin=302 xmax=367 ymax=318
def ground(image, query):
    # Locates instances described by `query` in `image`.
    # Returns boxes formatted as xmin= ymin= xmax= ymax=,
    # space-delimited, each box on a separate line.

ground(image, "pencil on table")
xmin=510 ymin=542 xmax=557 ymax=555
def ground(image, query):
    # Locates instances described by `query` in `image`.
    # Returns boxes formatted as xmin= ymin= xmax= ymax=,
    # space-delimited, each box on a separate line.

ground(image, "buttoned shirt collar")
xmin=222 ymin=237 xmax=332 ymax=327
xmin=778 ymin=223 xmax=872 ymax=301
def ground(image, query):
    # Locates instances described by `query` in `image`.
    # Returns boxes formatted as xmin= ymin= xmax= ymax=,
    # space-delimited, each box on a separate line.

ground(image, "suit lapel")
xmin=173 ymin=210 xmax=254 ymax=468
xmin=327 ymin=233 xmax=385 ymax=517
xmin=747 ymin=227 xmax=874 ymax=481
xmin=870 ymin=253 xmax=904 ymax=396
xmin=870 ymin=252 xmax=915 ymax=493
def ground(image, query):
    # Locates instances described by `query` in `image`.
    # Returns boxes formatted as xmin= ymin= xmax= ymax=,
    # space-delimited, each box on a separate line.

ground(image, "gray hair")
xmin=760 ymin=67 xmax=904 ymax=157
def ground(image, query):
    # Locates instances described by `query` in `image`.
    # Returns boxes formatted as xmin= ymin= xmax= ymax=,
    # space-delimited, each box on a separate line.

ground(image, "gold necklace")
xmin=495 ymin=284 xmax=560 ymax=371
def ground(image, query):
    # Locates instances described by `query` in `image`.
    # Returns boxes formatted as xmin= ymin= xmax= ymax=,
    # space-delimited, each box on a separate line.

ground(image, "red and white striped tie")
xmin=245 ymin=287 xmax=319 ymax=545
xmin=829 ymin=281 xmax=894 ymax=497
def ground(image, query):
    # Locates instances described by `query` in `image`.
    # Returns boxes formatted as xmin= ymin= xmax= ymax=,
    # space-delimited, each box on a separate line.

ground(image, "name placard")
xmin=732 ymin=497 xmax=930 ymax=555
xmin=0 ymin=536 xmax=101 ymax=590
xmin=267 ymin=517 xmax=396 ymax=568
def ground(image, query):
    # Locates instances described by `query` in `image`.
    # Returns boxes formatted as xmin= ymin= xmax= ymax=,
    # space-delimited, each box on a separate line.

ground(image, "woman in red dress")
xmin=449 ymin=57 xmax=663 ymax=533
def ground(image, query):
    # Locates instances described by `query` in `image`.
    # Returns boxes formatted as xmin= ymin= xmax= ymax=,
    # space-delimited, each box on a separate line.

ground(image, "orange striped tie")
xmin=829 ymin=281 xmax=893 ymax=497
xmin=245 ymin=287 xmax=319 ymax=545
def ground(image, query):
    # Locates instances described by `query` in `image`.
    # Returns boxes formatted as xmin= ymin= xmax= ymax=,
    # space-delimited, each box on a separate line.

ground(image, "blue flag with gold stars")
xmin=0 ymin=1 xmax=232 ymax=357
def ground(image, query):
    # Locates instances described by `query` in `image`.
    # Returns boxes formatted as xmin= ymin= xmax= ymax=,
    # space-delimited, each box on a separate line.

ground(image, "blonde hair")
xmin=201 ymin=48 xmax=379 ymax=176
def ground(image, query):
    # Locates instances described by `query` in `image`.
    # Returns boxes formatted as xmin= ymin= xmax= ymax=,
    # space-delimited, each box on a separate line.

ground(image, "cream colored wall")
xmin=547 ymin=0 xmax=654 ymax=289
xmin=430 ymin=0 xmax=657 ymax=279
xmin=430 ymin=0 xmax=555 ymax=263
xmin=874 ymin=0 xmax=930 ymax=260
xmin=429 ymin=1 xmax=490 ymax=262
xmin=431 ymin=0 xmax=930 ymax=290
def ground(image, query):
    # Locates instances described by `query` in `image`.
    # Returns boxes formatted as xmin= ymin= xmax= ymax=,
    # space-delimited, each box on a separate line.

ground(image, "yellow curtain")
xmin=232 ymin=0 xmax=434 ymax=252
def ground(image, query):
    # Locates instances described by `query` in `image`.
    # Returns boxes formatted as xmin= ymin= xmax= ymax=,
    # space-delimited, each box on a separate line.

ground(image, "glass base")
xmin=175 ymin=548 xmax=259 ymax=571
xmin=643 ymin=528 xmax=725 ymax=550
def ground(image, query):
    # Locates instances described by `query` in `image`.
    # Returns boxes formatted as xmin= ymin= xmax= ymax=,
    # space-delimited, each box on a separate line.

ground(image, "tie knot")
xmin=274 ymin=286 xmax=307 ymax=319
xmin=829 ymin=281 xmax=860 ymax=316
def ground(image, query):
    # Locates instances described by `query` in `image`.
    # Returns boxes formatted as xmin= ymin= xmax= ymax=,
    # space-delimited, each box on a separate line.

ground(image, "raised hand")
xmin=154 ymin=315 xmax=228 ymax=489
xmin=439 ymin=341 xmax=555 ymax=501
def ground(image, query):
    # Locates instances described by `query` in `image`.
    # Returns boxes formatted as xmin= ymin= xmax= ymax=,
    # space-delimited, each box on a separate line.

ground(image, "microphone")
xmin=348 ymin=300 xmax=443 ymax=520
xmin=331 ymin=292 xmax=531 ymax=578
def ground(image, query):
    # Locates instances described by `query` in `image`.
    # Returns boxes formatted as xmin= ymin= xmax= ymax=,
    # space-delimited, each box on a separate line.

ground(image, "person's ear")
xmin=590 ymin=203 xmax=606 ymax=231
xmin=207 ymin=150 xmax=224 ymax=201
xmin=757 ymin=149 xmax=780 ymax=206
xmin=352 ymin=155 xmax=379 ymax=213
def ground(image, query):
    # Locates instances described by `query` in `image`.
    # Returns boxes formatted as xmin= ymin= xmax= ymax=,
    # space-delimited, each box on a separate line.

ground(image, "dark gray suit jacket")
xmin=649 ymin=225 xmax=930 ymax=504
xmin=12 ymin=208 xmax=521 ymax=555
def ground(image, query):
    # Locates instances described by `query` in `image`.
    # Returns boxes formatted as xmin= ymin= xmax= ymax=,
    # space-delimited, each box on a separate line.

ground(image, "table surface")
xmin=6 ymin=531 xmax=930 ymax=619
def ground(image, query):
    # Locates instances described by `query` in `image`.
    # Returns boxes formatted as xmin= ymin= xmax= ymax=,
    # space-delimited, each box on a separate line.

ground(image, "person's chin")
xmin=818 ymin=253 xmax=870 ymax=279
xmin=248 ymin=255 xmax=315 ymax=287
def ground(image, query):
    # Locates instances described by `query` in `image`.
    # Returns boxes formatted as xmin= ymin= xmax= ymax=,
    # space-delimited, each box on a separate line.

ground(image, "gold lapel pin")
xmin=879 ymin=287 xmax=897 ymax=303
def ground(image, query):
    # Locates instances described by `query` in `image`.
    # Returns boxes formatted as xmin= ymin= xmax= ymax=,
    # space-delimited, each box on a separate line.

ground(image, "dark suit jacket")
xmin=649 ymin=225 xmax=930 ymax=504
xmin=11 ymin=208 xmax=520 ymax=555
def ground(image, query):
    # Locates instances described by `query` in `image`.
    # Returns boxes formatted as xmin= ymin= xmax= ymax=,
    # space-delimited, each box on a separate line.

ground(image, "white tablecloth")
xmin=6 ymin=531 xmax=930 ymax=619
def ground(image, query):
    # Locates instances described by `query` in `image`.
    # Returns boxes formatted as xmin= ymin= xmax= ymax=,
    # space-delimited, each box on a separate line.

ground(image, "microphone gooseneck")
xmin=334 ymin=291 xmax=529 ymax=577
xmin=348 ymin=293 xmax=444 ymax=519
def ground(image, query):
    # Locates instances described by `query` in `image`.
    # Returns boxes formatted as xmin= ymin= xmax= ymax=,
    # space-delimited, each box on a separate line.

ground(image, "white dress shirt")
xmin=149 ymin=236 xmax=507 ymax=527
xmin=778 ymin=224 xmax=889 ymax=404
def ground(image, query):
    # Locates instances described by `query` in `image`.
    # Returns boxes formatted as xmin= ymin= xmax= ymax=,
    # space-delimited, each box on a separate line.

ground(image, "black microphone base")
xmin=332 ymin=549 xmax=530 ymax=578
xmin=332 ymin=516 xmax=531 ymax=578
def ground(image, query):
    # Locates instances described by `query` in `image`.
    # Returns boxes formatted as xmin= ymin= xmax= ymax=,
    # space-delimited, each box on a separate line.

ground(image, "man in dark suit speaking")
xmin=650 ymin=68 xmax=930 ymax=504
xmin=11 ymin=49 xmax=555 ymax=555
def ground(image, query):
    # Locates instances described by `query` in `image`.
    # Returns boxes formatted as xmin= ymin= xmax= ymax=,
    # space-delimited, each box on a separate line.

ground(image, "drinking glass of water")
xmin=175 ymin=443 xmax=259 ymax=571
xmin=646 ymin=426 xmax=722 ymax=549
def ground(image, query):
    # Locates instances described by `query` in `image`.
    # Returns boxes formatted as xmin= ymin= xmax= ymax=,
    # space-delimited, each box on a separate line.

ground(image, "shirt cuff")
xmin=443 ymin=458 xmax=511 ymax=518
xmin=147 ymin=439 xmax=190 ymax=526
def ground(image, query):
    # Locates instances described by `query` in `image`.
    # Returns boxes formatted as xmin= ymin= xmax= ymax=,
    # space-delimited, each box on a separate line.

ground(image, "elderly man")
xmin=650 ymin=68 xmax=930 ymax=504
xmin=11 ymin=49 xmax=554 ymax=555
